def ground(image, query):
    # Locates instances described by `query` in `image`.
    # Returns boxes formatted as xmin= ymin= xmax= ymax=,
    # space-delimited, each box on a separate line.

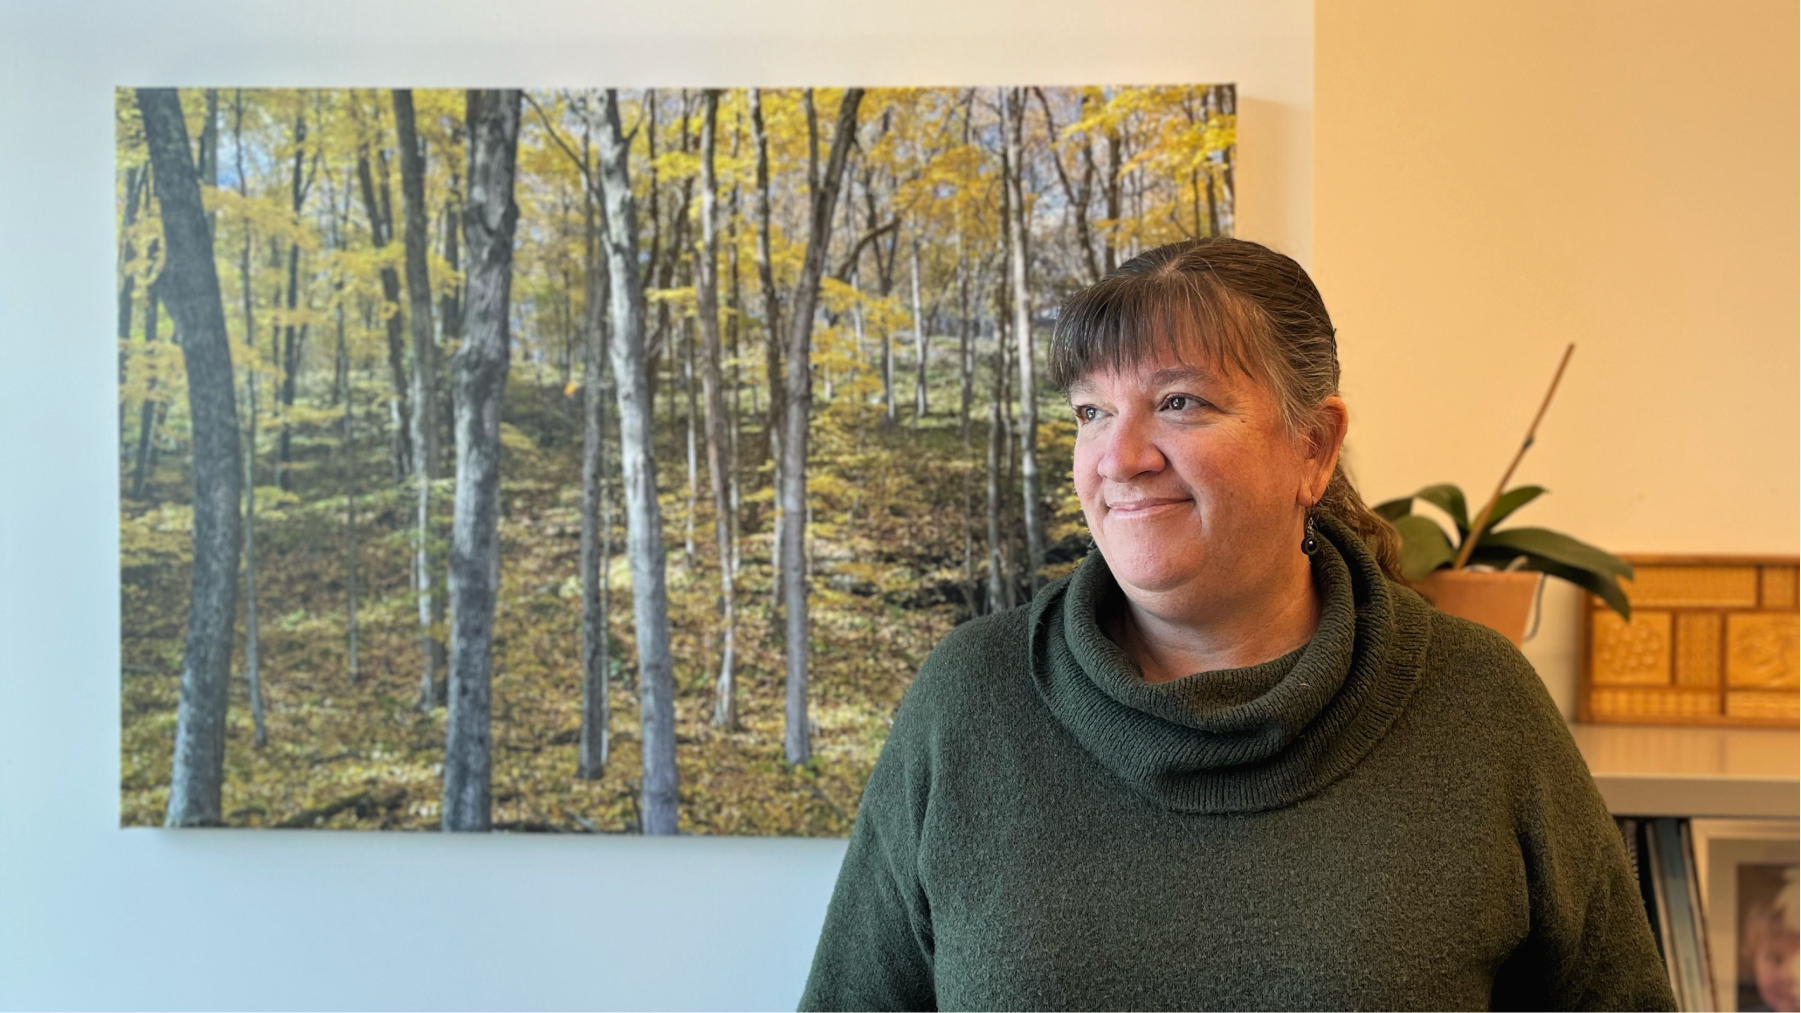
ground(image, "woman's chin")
xmin=1100 ymin=545 xmax=1201 ymax=596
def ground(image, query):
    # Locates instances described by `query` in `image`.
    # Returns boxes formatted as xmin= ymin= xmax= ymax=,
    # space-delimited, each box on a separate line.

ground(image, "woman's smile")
xmin=1104 ymin=495 xmax=1190 ymax=518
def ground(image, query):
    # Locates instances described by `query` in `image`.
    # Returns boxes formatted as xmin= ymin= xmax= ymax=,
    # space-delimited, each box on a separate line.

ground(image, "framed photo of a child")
xmin=1693 ymin=819 xmax=1801 ymax=1012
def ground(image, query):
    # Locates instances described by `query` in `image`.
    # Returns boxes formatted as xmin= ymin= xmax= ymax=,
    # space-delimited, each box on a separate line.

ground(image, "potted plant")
xmin=1376 ymin=345 xmax=1633 ymax=644
xmin=1375 ymin=482 xmax=1633 ymax=642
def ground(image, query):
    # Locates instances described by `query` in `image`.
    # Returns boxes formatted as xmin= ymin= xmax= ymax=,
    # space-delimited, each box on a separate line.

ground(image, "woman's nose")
xmin=1096 ymin=412 xmax=1165 ymax=481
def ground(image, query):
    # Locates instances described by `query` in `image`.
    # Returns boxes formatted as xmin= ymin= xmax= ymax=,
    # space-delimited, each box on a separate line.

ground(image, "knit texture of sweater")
xmin=799 ymin=517 xmax=1675 ymax=1012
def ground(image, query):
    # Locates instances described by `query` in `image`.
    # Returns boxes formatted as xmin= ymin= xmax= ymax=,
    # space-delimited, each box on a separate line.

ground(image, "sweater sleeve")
xmin=798 ymin=668 xmax=938 ymax=1012
xmin=1489 ymin=662 xmax=1677 ymax=1012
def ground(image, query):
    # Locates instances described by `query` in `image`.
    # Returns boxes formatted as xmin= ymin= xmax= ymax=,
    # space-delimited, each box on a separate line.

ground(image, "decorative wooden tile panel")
xmin=1580 ymin=556 xmax=1800 ymax=727
xmin=1591 ymin=611 xmax=1672 ymax=686
xmin=1674 ymin=612 xmax=1722 ymax=688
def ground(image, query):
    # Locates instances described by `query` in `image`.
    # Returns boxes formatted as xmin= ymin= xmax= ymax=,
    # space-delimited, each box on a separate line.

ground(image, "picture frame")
xmin=1690 ymin=818 xmax=1800 ymax=1012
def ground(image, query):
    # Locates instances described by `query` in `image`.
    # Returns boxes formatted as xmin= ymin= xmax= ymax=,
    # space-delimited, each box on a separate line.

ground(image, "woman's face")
xmin=1068 ymin=341 xmax=1344 ymax=612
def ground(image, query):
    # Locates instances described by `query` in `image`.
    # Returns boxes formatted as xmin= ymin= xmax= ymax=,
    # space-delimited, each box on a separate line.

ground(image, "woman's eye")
xmin=1162 ymin=395 xmax=1192 ymax=411
xmin=1074 ymin=404 xmax=1099 ymax=423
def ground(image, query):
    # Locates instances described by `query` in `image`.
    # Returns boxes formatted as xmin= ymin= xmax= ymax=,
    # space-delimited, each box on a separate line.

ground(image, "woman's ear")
xmin=1304 ymin=396 xmax=1349 ymax=502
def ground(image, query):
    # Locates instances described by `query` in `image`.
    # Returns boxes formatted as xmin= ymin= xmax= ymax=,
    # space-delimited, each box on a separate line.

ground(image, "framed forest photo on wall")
xmin=116 ymin=85 xmax=1237 ymax=835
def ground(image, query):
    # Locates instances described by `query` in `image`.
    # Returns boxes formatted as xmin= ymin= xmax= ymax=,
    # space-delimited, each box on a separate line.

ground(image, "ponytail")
xmin=1316 ymin=463 xmax=1403 ymax=583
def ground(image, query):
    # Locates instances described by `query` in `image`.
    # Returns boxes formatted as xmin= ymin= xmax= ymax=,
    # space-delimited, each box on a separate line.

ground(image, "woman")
xmin=799 ymin=238 xmax=1673 ymax=1011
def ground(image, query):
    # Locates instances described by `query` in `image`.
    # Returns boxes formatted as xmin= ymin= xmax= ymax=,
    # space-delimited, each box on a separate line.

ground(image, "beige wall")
xmin=1315 ymin=0 xmax=1798 ymax=710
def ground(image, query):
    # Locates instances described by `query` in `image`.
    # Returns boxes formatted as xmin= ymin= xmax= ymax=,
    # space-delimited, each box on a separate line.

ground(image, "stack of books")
xmin=1619 ymin=817 xmax=1715 ymax=1011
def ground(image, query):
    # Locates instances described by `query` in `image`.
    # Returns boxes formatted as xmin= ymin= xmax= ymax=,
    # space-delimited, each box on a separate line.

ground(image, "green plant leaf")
xmin=1477 ymin=526 xmax=1635 ymax=580
xmin=1373 ymin=497 xmax=1412 ymax=522
xmin=1526 ymin=556 xmax=1632 ymax=621
xmin=1411 ymin=483 xmax=1469 ymax=537
xmin=1393 ymin=514 xmax=1456 ymax=581
xmin=1483 ymin=485 xmax=1546 ymax=530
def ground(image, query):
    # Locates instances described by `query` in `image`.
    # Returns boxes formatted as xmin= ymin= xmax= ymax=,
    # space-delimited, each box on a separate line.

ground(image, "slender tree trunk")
xmin=781 ymin=88 xmax=864 ymax=766
xmin=337 ymin=306 xmax=360 ymax=684
xmin=130 ymin=286 xmax=161 ymax=500
xmin=118 ymin=163 xmax=144 ymax=387
xmin=242 ymin=356 xmax=266 ymax=747
xmin=881 ymin=324 xmax=896 ymax=425
xmin=440 ymin=184 xmax=465 ymax=344
xmin=1103 ymin=124 xmax=1123 ymax=275
xmin=357 ymin=143 xmax=414 ymax=484
xmin=683 ymin=317 xmax=698 ymax=562
xmin=957 ymin=236 xmax=973 ymax=446
xmin=119 ymin=165 xmax=148 ymax=489
xmin=441 ymin=89 xmax=521 ymax=834
xmin=749 ymin=90 xmax=783 ymax=474
xmin=438 ymin=169 xmax=464 ymax=453
xmin=394 ymin=89 xmax=446 ymax=707
xmin=597 ymin=89 xmax=678 ymax=835
xmin=987 ymin=266 xmax=1015 ymax=613
xmin=986 ymin=334 xmax=1009 ymax=613
xmin=695 ymin=92 xmax=738 ymax=731
xmin=232 ymin=92 xmax=268 ymax=739
xmin=1211 ymin=84 xmax=1236 ymax=236
xmin=1001 ymin=89 xmax=1044 ymax=593
xmin=910 ymin=235 xmax=927 ymax=426
xmin=574 ymin=119 xmax=613 ymax=778
xmin=578 ymin=135 xmax=612 ymax=777
xmin=749 ymin=89 xmax=786 ymax=632
xmin=726 ymin=174 xmax=744 ymax=576
xmin=139 ymin=88 xmax=242 ymax=828
xmin=275 ymin=111 xmax=309 ymax=492
xmin=849 ymin=268 xmax=868 ymax=384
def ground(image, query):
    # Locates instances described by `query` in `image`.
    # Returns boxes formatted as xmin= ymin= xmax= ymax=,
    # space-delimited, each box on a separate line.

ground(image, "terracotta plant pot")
xmin=1409 ymin=569 xmax=1544 ymax=646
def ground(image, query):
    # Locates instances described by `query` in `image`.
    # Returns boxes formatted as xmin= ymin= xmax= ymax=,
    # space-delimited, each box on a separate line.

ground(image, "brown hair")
xmin=1049 ymin=237 xmax=1403 ymax=582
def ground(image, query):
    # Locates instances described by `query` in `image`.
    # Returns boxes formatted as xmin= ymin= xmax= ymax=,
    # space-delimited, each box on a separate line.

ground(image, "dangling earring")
xmin=1301 ymin=514 xmax=1319 ymax=555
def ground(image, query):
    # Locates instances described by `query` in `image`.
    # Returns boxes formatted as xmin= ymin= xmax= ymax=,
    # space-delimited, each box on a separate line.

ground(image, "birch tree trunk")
xmin=442 ymin=89 xmax=521 ymax=833
xmin=578 ymin=114 xmax=612 ymax=778
xmin=696 ymin=91 xmax=739 ymax=730
xmin=781 ymin=88 xmax=864 ymax=766
xmin=987 ymin=265 xmax=1014 ymax=613
xmin=139 ymin=88 xmax=242 ymax=828
xmin=1001 ymin=89 xmax=1044 ymax=593
xmin=233 ymin=92 xmax=267 ymax=741
xmin=597 ymin=89 xmax=679 ymax=835
xmin=394 ymin=89 xmax=447 ymax=708
xmin=986 ymin=334 xmax=1009 ymax=613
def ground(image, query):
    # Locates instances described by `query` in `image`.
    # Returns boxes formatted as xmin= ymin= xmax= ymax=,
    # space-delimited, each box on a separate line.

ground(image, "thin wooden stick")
xmin=1453 ymin=342 xmax=1576 ymax=570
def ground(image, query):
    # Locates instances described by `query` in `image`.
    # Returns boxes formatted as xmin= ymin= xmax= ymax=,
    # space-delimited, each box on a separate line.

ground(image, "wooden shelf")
xmin=1570 ymin=722 xmax=1798 ymax=818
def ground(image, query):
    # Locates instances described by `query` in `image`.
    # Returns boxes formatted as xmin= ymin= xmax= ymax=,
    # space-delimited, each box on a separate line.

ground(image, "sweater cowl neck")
xmin=1028 ymin=515 xmax=1433 ymax=814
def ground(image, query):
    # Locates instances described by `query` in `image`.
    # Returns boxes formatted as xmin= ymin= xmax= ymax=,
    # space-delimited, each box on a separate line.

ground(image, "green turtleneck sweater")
xmin=799 ymin=519 xmax=1674 ymax=1012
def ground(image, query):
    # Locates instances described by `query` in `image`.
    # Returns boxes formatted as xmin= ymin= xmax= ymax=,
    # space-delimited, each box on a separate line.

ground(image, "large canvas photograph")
xmin=117 ymin=85 xmax=1237 ymax=834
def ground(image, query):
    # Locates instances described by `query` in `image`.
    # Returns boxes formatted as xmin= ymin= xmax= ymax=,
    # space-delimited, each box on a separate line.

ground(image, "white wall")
xmin=1314 ymin=0 xmax=1799 ymax=717
xmin=0 ymin=2 xmax=1313 ymax=1008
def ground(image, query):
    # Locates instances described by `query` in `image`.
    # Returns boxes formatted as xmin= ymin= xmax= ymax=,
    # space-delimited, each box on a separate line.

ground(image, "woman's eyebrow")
xmin=1147 ymin=365 xmax=1210 ymax=386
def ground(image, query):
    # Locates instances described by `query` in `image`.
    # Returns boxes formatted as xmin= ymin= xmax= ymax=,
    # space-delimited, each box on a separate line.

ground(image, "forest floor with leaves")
xmin=121 ymin=373 xmax=1083 ymax=835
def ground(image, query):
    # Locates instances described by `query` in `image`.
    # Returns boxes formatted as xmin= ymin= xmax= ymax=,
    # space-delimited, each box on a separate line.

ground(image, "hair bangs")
xmin=1048 ymin=257 xmax=1274 ymax=399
